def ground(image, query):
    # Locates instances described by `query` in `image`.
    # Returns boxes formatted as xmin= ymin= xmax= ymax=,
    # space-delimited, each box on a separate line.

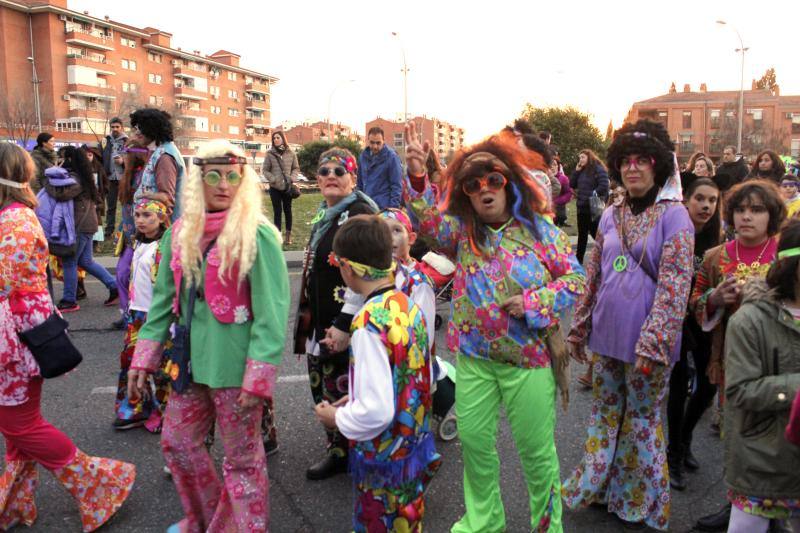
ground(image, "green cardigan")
xmin=137 ymin=224 xmax=290 ymax=388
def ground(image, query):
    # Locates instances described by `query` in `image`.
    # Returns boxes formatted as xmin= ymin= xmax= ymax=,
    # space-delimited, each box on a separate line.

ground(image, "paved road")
xmin=7 ymin=271 xmax=727 ymax=532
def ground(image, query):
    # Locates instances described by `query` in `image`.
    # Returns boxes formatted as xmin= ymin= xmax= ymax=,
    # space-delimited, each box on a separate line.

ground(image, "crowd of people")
xmin=0 ymin=110 xmax=799 ymax=533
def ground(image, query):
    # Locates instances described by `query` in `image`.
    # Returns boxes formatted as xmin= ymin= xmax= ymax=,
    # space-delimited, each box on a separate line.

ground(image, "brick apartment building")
xmin=0 ymin=0 xmax=277 ymax=158
xmin=365 ymin=115 xmax=466 ymax=164
xmin=626 ymin=82 xmax=800 ymax=163
xmin=278 ymin=121 xmax=363 ymax=151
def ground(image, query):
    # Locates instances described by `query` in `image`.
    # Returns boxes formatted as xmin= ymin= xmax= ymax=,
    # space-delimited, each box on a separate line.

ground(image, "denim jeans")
xmin=62 ymin=233 xmax=116 ymax=302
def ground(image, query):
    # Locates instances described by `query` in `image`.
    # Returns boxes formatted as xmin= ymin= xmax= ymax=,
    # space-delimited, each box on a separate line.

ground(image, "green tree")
xmin=754 ymin=67 xmax=777 ymax=92
xmin=296 ymin=137 xmax=363 ymax=178
xmin=519 ymin=104 xmax=607 ymax=173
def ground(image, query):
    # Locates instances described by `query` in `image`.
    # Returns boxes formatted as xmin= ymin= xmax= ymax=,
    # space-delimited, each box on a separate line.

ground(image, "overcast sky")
xmin=72 ymin=0 xmax=800 ymax=142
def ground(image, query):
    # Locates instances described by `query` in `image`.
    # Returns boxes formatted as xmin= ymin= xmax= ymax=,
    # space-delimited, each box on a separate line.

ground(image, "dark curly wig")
xmin=607 ymin=119 xmax=675 ymax=188
xmin=440 ymin=131 xmax=548 ymax=255
xmin=130 ymin=108 xmax=174 ymax=144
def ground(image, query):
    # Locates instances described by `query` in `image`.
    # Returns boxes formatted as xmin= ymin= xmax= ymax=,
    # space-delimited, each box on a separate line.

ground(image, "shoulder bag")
xmin=18 ymin=313 xmax=83 ymax=378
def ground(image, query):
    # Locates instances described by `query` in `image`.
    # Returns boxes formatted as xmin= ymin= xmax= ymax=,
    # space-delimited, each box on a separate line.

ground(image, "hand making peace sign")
xmin=404 ymin=121 xmax=430 ymax=177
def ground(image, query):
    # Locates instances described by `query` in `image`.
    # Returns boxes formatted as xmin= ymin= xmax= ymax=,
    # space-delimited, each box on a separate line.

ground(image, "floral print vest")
xmin=169 ymin=221 xmax=252 ymax=324
xmin=348 ymin=289 xmax=438 ymax=487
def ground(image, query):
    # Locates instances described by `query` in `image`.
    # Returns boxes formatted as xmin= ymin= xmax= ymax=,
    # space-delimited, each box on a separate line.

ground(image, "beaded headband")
xmin=319 ymin=154 xmax=357 ymax=173
xmin=192 ymin=155 xmax=247 ymax=166
xmin=134 ymin=199 xmax=169 ymax=218
xmin=378 ymin=208 xmax=413 ymax=234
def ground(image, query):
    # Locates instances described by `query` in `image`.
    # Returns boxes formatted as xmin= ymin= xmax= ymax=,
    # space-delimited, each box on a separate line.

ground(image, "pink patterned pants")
xmin=161 ymin=384 xmax=269 ymax=533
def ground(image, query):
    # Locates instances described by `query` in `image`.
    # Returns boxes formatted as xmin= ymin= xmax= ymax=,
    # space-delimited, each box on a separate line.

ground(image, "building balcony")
xmin=245 ymin=98 xmax=269 ymax=111
xmin=67 ymin=105 xmax=110 ymax=120
xmin=246 ymin=131 xmax=271 ymax=142
xmin=678 ymin=142 xmax=696 ymax=154
xmin=245 ymin=80 xmax=270 ymax=95
xmin=65 ymin=30 xmax=115 ymax=51
xmin=66 ymin=54 xmax=115 ymax=75
xmin=67 ymin=83 xmax=116 ymax=100
xmin=245 ymin=117 xmax=269 ymax=129
xmin=174 ymin=65 xmax=207 ymax=79
xmin=174 ymin=85 xmax=207 ymax=101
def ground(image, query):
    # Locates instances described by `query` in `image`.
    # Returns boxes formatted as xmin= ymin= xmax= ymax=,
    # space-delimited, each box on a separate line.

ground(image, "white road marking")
xmin=91 ymin=375 xmax=308 ymax=394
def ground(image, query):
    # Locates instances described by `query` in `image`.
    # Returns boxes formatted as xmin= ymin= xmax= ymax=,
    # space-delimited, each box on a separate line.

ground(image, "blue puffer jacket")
xmin=569 ymin=164 xmax=609 ymax=209
xmin=357 ymin=145 xmax=403 ymax=209
xmin=34 ymin=167 xmax=77 ymax=247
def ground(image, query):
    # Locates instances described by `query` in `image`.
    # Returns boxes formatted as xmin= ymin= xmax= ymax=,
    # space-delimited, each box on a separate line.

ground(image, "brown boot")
xmin=50 ymin=449 xmax=136 ymax=532
xmin=285 ymin=230 xmax=293 ymax=246
xmin=0 ymin=460 xmax=38 ymax=530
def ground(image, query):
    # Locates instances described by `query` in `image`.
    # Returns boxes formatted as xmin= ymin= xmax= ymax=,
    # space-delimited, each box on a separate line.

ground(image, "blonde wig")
xmin=177 ymin=139 xmax=275 ymax=287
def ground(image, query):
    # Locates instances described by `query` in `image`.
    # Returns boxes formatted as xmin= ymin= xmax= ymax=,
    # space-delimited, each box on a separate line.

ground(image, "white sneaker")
xmin=163 ymin=464 xmax=171 ymax=476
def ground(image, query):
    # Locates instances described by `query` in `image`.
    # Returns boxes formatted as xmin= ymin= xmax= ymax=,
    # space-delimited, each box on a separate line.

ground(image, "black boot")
xmin=667 ymin=445 xmax=687 ymax=491
xmin=683 ymin=442 xmax=700 ymax=471
xmin=695 ymin=503 xmax=731 ymax=532
xmin=306 ymin=453 xmax=347 ymax=481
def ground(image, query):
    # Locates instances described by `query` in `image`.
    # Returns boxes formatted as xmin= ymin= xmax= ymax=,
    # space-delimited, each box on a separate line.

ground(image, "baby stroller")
xmin=432 ymin=357 xmax=457 ymax=441
xmin=418 ymin=252 xmax=456 ymax=331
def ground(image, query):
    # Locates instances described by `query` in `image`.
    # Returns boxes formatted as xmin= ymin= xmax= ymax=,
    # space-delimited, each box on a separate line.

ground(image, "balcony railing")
xmin=65 ymin=30 xmax=115 ymax=51
xmin=174 ymin=84 xmax=207 ymax=100
xmin=174 ymin=64 xmax=207 ymax=79
xmin=245 ymin=80 xmax=270 ymax=94
xmin=678 ymin=143 xmax=696 ymax=154
xmin=67 ymin=83 xmax=116 ymax=99
xmin=66 ymin=54 xmax=115 ymax=74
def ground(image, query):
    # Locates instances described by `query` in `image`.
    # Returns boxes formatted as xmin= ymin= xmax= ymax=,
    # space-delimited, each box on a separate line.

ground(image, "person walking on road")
xmin=262 ymin=130 xmax=299 ymax=245
xmin=570 ymin=149 xmax=609 ymax=264
xmin=128 ymin=140 xmax=289 ymax=532
xmin=0 ymin=142 xmax=136 ymax=532
xmin=102 ymin=117 xmax=128 ymax=237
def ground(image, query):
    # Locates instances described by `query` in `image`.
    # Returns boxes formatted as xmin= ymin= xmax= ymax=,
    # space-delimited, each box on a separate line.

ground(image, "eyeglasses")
xmin=462 ymin=171 xmax=507 ymax=196
xmin=617 ymin=155 xmax=655 ymax=171
xmin=202 ymin=170 xmax=242 ymax=187
xmin=318 ymin=166 xmax=348 ymax=178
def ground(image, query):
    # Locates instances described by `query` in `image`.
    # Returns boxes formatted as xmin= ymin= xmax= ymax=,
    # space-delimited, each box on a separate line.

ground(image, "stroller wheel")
xmin=435 ymin=314 xmax=443 ymax=330
xmin=438 ymin=413 xmax=458 ymax=441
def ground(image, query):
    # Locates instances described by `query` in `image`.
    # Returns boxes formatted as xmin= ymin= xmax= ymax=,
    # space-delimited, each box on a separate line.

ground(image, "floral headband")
xmin=328 ymin=252 xmax=394 ymax=280
xmin=134 ymin=199 xmax=169 ymax=219
xmin=319 ymin=154 xmax=357 ymax=173
xmin=378 ymin=208 xmax=413 ymax=234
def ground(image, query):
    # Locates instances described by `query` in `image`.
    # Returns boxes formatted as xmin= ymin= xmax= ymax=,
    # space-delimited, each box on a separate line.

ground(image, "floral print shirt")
xmin=404 ymin=177 xmax=586 ymax=369
xmin=0 ymin=203 xmax=52 ymax=405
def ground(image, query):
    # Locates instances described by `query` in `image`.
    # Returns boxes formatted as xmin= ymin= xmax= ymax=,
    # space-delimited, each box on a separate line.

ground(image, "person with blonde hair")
xmin=0 ymin=143 xmax=136 ymax=531
xmin=128 ymin=139 xmax=290 ymax=532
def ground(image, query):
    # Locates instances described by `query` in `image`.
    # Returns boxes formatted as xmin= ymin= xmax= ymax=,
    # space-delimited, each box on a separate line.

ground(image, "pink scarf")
xmin=200 ymin=210 xmax=228 ymax=251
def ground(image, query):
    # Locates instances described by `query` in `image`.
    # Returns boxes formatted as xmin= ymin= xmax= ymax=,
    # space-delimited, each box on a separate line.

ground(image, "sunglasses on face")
xmin=617 ymin=155 xmax=655 ymax=171
xmin=202 ymin=169 xmax=242 ymax=187
xmin=318 ymin=166 xmax=348 ymax=178
xmin=462 ymin=171 xmax=507 ymax=196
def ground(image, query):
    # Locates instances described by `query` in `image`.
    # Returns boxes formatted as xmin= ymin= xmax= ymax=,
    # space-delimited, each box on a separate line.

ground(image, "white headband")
xmin=0 ymin=177 xmax=25 ymax=189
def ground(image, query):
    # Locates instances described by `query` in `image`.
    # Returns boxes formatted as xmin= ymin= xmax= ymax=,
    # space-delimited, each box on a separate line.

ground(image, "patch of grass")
xmin=263 ymin=192 xmax=324 ymax=251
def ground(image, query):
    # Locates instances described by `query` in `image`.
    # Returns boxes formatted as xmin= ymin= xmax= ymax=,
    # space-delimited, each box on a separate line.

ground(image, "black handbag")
xmin=48 ymin=241 xmax=77 ymax=257
xmin=17 ymin=313 xmax=83 ymax=378
xmin=167 ymin=240 xmax=215 ymax=394
xmin=288 ymin=183 xmax=301 ymax=199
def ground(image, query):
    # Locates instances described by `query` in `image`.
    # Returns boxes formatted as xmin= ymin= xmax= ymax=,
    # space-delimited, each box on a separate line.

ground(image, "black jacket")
xmin=569 ymin=164 xmax=609 ymax=208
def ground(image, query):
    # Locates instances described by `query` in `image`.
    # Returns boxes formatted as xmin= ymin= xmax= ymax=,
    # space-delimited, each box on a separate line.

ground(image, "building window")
xmin=228 ymin=108 xmax=239 ymax=117
xmin=750 ymin=108 xmax=763 ymax=128
xmin=148 ymin=95 xmax=164 ymax=106
xmin=791 ymin=138 xmax=800 ymax=158
xmin=147 ymin=52 xmax=162 ymax=63
xmin=228 ymin=90 xmax=238 ymax=100
xmin=710 ymin=110 xmax=720 ymax=129
xmin=121 ymin=59 xmax=137 ymax=71
xmin=122 ymin=82 xmax=138 ymax=93
xmin=209 ymin=86 xmax=220 ymax=97
xmin=229 ymin=125 xmax=240 ymax=135
xmin=682 ymin=111 xmax=692 ymax=129
xmin=211 ymin=124 xmax=221 ymax=133
xmin=55 ymin=120 xmax=82 ymax=133
xmin=148 ymin=73 xmax=162 ymax=84
xmin=210 ymin=106 xmax=221 ymax=115
xmin=120 ymin=36 xmax=136 ymax=48
xmin=792 ymin=115 xmax=800 ymax=134
xmin=227 ymin=71 xmax=237 ymax=81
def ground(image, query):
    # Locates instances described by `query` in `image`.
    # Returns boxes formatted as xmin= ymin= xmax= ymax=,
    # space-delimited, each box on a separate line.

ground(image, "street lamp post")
xmin=28 ymin=14 xmax=42 ymax=133
xmin=391 ymin=32 xmax=409 ymax=122
xmin=716 ymin=20 xmax=749 ymax=154
xmin=327 ymin=79 xmax=356 ymax=141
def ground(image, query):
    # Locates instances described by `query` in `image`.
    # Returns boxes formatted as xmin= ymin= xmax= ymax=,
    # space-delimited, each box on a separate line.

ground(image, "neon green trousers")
xmin=451 ymin=355 xmax=563 ymax=533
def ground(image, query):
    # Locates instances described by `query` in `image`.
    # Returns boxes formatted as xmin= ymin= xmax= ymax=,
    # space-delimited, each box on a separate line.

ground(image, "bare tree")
xmin=77 ymin=88 xmax=147 ymax=145
xmin=0 ymin=87 xmax=45 ymax=145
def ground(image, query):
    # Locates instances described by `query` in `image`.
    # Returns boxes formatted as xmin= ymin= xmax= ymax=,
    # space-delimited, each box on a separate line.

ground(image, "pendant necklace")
xmin=734 ymin=238 xmax=773 ymax=283
xmin=613 ymin=202 xmax=652 ymax=274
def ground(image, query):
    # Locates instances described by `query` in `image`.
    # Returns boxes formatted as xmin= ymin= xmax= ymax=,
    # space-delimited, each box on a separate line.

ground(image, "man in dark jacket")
xmin=714 ymin=145 xmax=748 ymax=193
xmin=102 ymin=117 xmax=128 ymax=237
xmin=357 ymin=127 xmax=403 ymax=209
